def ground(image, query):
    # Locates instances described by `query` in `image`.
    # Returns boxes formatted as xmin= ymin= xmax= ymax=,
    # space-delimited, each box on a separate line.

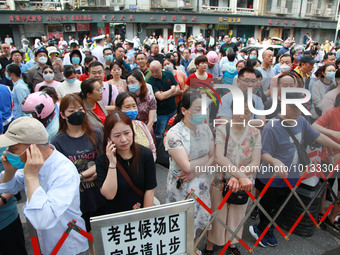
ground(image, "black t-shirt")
xmin=51 ymin=130 xmax=105 ymax=214
xmin=148 ymin=70 xmax=178 ymax=115
xmin=150 ymin=54 xmax=164 ymax=64
xmin=220 ymin=42 xmax=239 ymax=56
xmin=96 ymin=144 xmax=157 ymax=214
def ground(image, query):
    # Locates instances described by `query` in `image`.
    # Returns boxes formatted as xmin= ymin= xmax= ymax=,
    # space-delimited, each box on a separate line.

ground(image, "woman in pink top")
xmin=35 ymin=65 xmax=61 ymax=92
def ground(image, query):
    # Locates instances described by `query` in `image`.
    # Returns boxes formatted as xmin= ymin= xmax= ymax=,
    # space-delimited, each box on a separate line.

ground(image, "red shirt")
xmin=185 ymin=72 xmax=214 ymax=88
xmin=92 ymin=103 xmax=106 ymax=125
xmin=315 ymin=107 xmax=340 ymax=161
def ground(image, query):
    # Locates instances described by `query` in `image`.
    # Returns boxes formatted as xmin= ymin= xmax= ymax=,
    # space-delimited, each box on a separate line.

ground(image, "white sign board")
xmin=90 ymin=200 xmax=195 ymax=255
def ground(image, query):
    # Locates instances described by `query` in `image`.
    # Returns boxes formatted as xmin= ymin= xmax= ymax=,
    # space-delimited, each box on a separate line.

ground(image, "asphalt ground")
xmin=18 ymin=163 xmax=340 ymax=255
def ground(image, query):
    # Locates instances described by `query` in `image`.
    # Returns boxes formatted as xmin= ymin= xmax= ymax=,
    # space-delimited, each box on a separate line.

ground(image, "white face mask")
xmin=43 ymin=72 xmax=54 ymax=81
xmin=280 ymin=64 xmax=291 ymax=73
xmin=38 ymin=56 xmax=48 ymax=64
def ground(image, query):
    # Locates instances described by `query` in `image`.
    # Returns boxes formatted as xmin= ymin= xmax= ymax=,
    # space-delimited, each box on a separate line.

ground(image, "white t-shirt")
xmin=56 ymin=79 xmax=81 ymax=99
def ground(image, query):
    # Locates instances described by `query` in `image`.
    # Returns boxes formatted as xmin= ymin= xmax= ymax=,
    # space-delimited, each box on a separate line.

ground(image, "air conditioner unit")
xmin=174 ymin=24 xmax=186 ymax=33
xmin=64 ymin=24 xmax=76 ymax=32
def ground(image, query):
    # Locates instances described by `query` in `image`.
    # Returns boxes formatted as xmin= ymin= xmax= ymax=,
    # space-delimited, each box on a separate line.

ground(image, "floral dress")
xmin=212 ymin=125 xmax=262 ymax=190
xmin=207 ymin=124 xmax=262 ymax=245
xmin=165 ymin=121 xmax=214 ymax=234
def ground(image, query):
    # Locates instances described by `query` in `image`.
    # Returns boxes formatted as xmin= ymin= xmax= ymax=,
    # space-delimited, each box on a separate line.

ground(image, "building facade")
xmin=0 ymin=0 xmax=338 ymax=47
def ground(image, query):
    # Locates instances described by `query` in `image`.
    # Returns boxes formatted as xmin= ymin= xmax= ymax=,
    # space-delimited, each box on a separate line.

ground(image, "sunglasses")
xmin=2 ymin=47 xmax=9 ymax=49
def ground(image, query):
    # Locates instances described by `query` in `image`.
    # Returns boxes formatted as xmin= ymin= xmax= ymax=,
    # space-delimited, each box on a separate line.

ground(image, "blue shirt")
xmin=126 ymin=49 xmax=136 ymax=66
xmin=0 ymin=168 xmax=18 ymax=230
xmin=0 ymin=84 xmax=12 ymax=124
xmin=217 ymin=92 xmax=264 ymax=119
xmin=259 ymin=116 xmax=320 ymax=187
xmin=259 ymin=65 xmax=276 ymax=92
xmin=12 ymin=79 xmax=30 ymax=119
xmin=0 ymin=147 xmax=89 ymax=255
xmin=19 ymin=62 xmax=29 ymax=75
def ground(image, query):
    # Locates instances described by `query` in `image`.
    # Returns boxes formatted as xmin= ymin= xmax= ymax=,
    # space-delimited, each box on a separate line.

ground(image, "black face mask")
xmin=67 ymin=111 xmax=85 ymax=126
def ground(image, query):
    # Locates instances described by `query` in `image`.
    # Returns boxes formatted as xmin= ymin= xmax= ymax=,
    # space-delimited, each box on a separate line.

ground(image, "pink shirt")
xmin=102 ymin=81 xmax=119 ymax=106
xmin=35 ymin=80 xmax=61 ymax=92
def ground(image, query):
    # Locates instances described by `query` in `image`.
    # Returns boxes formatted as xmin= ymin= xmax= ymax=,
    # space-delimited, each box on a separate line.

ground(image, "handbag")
xmin=222 ymin=123 xmax=249 ymax=205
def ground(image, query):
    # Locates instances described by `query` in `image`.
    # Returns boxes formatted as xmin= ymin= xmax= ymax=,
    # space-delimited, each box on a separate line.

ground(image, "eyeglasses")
xmin=96 ymin=88 xmax=103 ymax=93
xmin=43 ymin=71 xmax=53 ymax=74
xmin=238 ymin=78 xmax=258 ymax=84
xmin=90 ymin=71 xmax=103 ymax=75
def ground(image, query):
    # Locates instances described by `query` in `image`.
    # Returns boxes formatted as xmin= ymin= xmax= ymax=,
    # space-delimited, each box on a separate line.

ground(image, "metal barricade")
xmin=185 ymin=161 xmax=340 ymax=254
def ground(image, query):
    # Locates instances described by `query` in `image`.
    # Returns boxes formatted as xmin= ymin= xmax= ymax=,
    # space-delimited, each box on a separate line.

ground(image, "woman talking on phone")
xmin=96 ymin=110 xmax=157 ymax=213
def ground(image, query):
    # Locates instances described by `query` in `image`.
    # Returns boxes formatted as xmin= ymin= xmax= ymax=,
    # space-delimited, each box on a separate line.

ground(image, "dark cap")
xmin=34 ymin=47 xmax=48 ymax=57
xmin=300 ymin=55 xmax=316 ymax=64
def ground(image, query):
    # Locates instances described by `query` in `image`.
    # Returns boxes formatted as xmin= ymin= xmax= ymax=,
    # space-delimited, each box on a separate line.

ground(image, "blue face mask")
xmin=326 ymin=71 xmax=335 ymax=80
xmin=296 ymin=54 xmax=304 ymax=62
xmin=6 ymin=149 xmax=27 ymax=169
xmin=72 ymin=57 xmax=81 ymax=65
xmin=128 ymin=84 xmax=140 ymax=93
xmin=66 ymin=78 xmax=76 ymax=84
xmin=188 ymin=112 xmax=206 ymax=126
xmin=123 ymin=109 xmax=138 ymax=121
xmin=249 ymin=55 xmax=257 ymax=60
xmin=5 ymin=72 xmax=11 ymax=80
xmin=105 ymin=55 xmax=114 ymax=62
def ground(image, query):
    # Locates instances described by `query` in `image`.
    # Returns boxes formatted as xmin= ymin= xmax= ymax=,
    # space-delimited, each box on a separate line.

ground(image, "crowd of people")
xmin=0 ymin=31 xmax=340 ymax=255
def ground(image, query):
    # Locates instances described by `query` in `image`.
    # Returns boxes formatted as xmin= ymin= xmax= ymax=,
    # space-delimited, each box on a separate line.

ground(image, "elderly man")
xmin=0 ymin=117 xmax=89 ymax=255
xmin=278 ymin=40 xmax=290 ymax=55
xmin=148 ymin=61 xmax=181 ymax=137
xmin=88 ymin=61 xmax=118 ymax=112
xmin=259 ymin=49 xmax=276 ymax=97
xmin=150 ymin=43 xmax=164 ymax=64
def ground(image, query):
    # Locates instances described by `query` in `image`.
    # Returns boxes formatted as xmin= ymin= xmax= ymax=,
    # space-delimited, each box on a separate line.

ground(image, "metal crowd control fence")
xmin=27 ymin=164 xmax=340 ymax=254
xmin=186 ymin=160 xmax=340 ymax=254
xmin=30 ymin=219 xmax=93 ymax=255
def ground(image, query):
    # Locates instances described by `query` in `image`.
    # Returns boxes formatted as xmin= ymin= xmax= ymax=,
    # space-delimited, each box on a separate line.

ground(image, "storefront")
xmin=0 ymin=11 xmax=336 ymax=48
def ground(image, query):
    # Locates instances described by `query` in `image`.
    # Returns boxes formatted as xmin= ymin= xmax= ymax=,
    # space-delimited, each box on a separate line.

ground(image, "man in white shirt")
xmin=0 ymin=117 xmax=89 ymax=255
xmin=91 ymin=35 xmax=105 ymax=64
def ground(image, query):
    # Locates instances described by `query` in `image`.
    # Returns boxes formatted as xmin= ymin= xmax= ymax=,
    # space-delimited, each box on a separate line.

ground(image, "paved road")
xmin=18 ymin=163 xmax=340 ymax=254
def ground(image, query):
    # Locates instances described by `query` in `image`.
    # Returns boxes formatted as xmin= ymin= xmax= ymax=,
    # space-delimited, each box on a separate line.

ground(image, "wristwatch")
xmin=0 ymin=194 xmax=7 ymax=205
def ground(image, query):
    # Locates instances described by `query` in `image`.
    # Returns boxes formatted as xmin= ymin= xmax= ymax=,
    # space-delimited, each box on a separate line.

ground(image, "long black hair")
xmin=173 ymin=89 xmax=201 ymax=126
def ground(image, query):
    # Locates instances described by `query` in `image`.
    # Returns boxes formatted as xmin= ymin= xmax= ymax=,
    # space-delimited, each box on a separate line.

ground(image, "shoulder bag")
xmin=222 ymin=123 xmax=249 ymax=205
